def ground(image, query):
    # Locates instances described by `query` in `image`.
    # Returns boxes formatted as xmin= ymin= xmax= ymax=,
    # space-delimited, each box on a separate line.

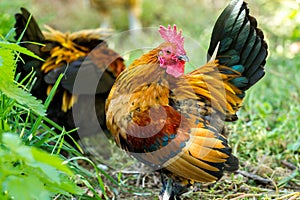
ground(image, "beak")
xmin=177 ymin=55 xmax=189 ymax=62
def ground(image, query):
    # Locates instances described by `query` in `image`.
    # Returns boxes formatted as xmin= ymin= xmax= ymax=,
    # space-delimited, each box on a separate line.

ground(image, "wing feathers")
xmin=166 ymin=156 xmax=219 ymax=182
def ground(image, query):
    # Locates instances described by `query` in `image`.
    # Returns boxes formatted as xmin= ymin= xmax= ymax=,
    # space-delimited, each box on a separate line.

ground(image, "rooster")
xmin=15 ymin=8 xmax=125 ymax=146
xmin=106 ymin=0 xmax=268 ymax=199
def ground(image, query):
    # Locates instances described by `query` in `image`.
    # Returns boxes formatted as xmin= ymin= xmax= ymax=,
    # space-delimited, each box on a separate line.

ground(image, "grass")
xmin=0 ymin=0 xmax=300 ymax=199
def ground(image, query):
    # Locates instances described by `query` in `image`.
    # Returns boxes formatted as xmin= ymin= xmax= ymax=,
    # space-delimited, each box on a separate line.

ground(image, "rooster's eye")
xmin=166 ymin=50 xmax=171 ymax=54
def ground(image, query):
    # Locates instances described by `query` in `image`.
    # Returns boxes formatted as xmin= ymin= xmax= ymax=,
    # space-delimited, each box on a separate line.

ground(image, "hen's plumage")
xmin=106 ymin=0 xmax=268 ymax=198
xmin=15 ymin=8 xmax=125 ymax=145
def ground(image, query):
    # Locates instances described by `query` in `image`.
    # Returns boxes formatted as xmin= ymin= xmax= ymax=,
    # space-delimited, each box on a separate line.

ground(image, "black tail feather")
xmin=207 ymin=0 xmax=268 ymax=92
xmin=14 ymin=8 xmax=48 ymax=100
xmin=14 ymin=7 xmax=45 ymax=56
xmin=224 ymin=154 xmax=239 ymax=172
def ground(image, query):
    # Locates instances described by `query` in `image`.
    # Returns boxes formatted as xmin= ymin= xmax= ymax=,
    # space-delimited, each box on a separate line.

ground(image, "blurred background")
xmin=2 ymin=0 xmax=299 ymax=75
xmin=1 ymin=0 xmax=300 ymax=53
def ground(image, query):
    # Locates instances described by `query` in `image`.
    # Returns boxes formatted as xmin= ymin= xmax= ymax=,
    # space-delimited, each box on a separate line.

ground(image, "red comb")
xmin=159 ymin=25 xmax=185 ymax=53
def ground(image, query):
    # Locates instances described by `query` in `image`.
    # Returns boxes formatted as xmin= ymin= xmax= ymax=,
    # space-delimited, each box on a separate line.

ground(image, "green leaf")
xmin=0 ymin=43 xmax=46 ymax=116
xmin=2 ymin=175 xmax=51 ymax=200
xmin=0 ymin=46 xmax=14 ymax=80
xmin=0 ymin=133 xmax=84 ymax=199
xmin=0 ymin=41 xmax=43 ymax=61
xmin=30 ymin=147 xmax=74 ymax=176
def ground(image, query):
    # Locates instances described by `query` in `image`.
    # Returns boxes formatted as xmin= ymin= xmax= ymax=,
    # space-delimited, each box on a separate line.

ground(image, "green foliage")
xmin=0 ymin=132 xmax=83 ymax=200
xmin=0 ymin=41 xmax=45 ymax=116
xmin=0 ymin=29 xmax=121 ymax=199
xmin=0 ymin=32 xmax=87 ymax=199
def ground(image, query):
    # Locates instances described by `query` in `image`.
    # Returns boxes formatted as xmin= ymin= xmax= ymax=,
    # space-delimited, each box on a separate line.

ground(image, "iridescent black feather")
xmin=207 ymin=0 xmax=268 ymax=91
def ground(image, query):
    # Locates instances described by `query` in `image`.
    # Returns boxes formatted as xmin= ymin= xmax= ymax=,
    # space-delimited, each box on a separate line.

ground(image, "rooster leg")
xmin=164 ymin=178 xmax=174 ymax=200
xmin=159 ymin=176 xmax=175 ymax=200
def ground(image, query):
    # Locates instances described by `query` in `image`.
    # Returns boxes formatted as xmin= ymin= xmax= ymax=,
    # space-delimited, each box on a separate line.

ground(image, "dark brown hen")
xmin=15 ymin=8 xmax=125 ymax=147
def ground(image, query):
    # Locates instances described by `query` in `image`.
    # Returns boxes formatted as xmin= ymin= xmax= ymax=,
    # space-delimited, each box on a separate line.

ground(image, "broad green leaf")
xmin=2 ymin=175 xmax=51 ymax=200
xmin=30 ymin=147 xmax=74 ymax=176
xmin=0 ymin=133 xmax=84 ymax=198
xmin=0 ymin=46 xmax=14 ymax=80
xmin=0 ymin=41 xmax=43 ymax=61
xmin=0 ymin=46 xmax=45 ymax=116
xmin=0 ymin=81 xmax=46 ymax=116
